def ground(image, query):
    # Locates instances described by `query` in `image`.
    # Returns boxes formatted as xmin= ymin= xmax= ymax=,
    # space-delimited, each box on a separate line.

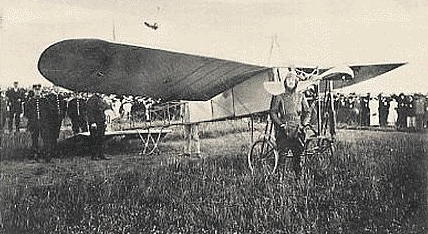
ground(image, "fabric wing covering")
xmin=38 ymin=39 xmax=268 ymax=101
xmin=38 ymin=39 xmax=405 ymax=101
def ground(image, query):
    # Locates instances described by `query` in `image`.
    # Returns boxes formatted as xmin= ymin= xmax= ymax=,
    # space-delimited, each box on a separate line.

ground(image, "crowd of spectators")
xmin=1 ymin=82 xmax=426 ymax=137
xmin=0 ymin=82 xmax=158 ymax=133
xmin=333 ymin=92 xmax=428 ymax=131
xmin=1 ymin=81 xmax=426 ymax=162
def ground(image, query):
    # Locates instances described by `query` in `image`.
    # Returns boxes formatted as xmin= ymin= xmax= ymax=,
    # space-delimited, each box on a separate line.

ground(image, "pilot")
xmin=24 ymin=84 xmax=52 ymax=162
xmin=86 ymin=92 xmax=111 ymax=160
xmin=270 ymin=66 xmax=311 ymax=178
xmin=67 ymin=92 xmax=88 ymax=134
xmin=6 ymin=81 xmax=25 ymax=132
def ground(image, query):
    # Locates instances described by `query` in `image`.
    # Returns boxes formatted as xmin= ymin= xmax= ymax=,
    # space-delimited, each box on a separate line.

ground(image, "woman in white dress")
xmin=388 ymin=98 xmax=398 ymax=126
xmin=369 ymin=97 xmax=380 ymax=126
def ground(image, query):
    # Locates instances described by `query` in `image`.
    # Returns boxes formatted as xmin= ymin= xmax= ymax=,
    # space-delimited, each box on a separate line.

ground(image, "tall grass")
xmin=0 ymin=128 xmax=426 ymax=233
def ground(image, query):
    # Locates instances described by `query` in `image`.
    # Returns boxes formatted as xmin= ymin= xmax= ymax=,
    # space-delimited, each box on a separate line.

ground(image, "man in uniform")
xmin=6 ymin=81 xmax=25 ymax=132
xmin=24 ymin=84 xmax=52 ymax=162
xmin=67 ymin=92 xmax=88 ymax=134
xmin=86 ymin=93 xmax=110 ymax=160
xmin=45 ymin=87 xmax=67 ymax=154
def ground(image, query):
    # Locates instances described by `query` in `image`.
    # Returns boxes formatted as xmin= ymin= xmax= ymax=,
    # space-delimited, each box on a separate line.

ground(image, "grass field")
xmin=0 ymin=122 xmax=427 ymax=233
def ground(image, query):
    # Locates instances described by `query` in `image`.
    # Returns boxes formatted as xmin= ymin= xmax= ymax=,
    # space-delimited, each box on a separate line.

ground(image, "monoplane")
xmin=37 ymin=39 xmax=405 ymax=173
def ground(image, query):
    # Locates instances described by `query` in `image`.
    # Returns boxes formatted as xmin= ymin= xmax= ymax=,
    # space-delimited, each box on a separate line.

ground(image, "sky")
xmin=1 ymin=0 xmax=428 ymax=89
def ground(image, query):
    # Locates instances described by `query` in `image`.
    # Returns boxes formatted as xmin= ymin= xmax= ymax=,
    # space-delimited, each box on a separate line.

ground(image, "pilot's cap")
xmin=286 ymin=65 xmax=298 ymax=80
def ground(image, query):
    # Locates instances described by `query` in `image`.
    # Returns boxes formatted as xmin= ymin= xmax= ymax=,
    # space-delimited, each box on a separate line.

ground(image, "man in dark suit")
xmin=6 ymin=81 xmax=25 ymax=132
xmin=396 ymin=93 xmax=406 ymax=129
xmin=378 ymin=94 xmax=390 ymax=127
xmin=86 ymin=93 xmax=110 ymax=160
xmin=360 ymin=95 xmax=370 ymax=126
xmin=67 ymin=92 xmax=88 ymax=134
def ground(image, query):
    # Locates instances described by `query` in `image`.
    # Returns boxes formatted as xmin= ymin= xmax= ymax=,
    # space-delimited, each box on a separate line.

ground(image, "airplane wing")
xmin=328 ymin=63 xmax=407 ymax=90
xmin=38 ymin=39 xmax=267 ymax=101
xmin=38 ymin=39 xmax=405 ymax=101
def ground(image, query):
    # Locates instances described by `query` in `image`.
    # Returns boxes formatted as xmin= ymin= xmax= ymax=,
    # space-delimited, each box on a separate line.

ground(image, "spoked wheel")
xmin=319 ymin=138 xmax=334 ymax=156
xmin=248 ymin=138 xmax=279 ymax=175
xmin=303 ymin=137 xmax=334 ymax=171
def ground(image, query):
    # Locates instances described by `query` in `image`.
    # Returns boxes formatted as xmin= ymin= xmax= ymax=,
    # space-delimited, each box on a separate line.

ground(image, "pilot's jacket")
xmin=270 ymin=89 xmax=311 ymax=137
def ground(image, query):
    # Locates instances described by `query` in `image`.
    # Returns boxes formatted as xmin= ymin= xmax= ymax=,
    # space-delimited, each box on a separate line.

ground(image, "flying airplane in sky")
xmin=143 ymin=22 xmax=158 ymax=30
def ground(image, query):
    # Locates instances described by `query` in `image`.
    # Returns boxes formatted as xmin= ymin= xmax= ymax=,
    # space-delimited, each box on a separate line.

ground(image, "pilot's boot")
xmin=292 ymin=151 xmax=302 ymax=179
